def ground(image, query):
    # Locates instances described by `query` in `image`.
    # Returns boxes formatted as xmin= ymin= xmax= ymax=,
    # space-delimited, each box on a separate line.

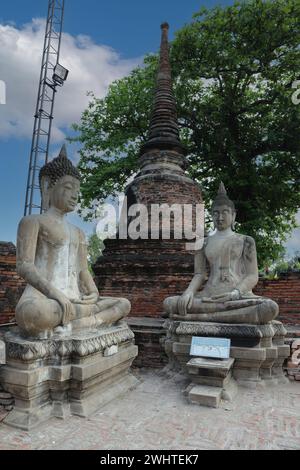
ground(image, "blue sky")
xmin=0 ymin=0 xmax=299 ymax=255
xmin=0 ymin=0 xmax=233 ymax=58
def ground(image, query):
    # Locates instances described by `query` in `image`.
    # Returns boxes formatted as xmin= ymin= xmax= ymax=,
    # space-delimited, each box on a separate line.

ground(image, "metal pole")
xmin=24 ymin=0 xmax=66 ymax=215
xmin=24 ymin=0 xmax=53 ymax=215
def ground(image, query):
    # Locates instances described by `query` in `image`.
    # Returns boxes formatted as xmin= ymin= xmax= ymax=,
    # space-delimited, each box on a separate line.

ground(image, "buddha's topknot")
xmin=39 ymin=144 xmax=80 ymax=188
xmin=211 ymin=182 xmax=235 ymax=212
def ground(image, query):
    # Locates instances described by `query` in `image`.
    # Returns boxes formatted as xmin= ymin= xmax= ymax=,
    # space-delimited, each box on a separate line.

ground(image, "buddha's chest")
xmin=37 ymin=220 xmax=79 ymax=261
xmin=205 ymin=235 xmax=244 ymax=267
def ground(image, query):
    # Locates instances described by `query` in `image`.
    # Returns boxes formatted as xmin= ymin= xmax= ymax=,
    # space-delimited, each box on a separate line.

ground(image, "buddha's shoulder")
xmin=243 ymin=235 xmax=256 ymax=256
xmin=240 ymin=234 xmax=256 ymax=245
xmin=17 ymin=214 xmax=42 ymax=231
xmin=233 ymin=233 xmax=256 ymax=244
xmin=231 ymin=233 xmax=257 ymax=253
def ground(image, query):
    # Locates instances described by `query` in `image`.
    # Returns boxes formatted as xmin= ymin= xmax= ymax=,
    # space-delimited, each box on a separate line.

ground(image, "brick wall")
xmin=0 ymin=242 xmax=25 ymax=325
xmin=0 ymin=239 xmax=299 ymax=328
xmin=254 ymin=273 xmax=300 ymax=326
xmin=94 ymin=238 xmax=195 ymax=319
xmin=96 ymin=241 xmax=300 ymax=327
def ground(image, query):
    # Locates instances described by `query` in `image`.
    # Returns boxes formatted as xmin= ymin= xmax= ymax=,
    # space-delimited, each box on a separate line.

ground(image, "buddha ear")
xmin=231 ymin=210 xmax=237 ymax=230
xmin=40 ymin=176 xmax=51 ymax=211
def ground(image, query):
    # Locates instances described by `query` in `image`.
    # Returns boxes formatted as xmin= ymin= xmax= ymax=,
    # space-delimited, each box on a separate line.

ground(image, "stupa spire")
xmin=140 ymin=22 xmax=185 ymax=155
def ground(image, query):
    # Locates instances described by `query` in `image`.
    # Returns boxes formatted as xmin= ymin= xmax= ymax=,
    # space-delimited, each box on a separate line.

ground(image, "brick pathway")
xmin=0 ymin=369 xmax=299 ymax=450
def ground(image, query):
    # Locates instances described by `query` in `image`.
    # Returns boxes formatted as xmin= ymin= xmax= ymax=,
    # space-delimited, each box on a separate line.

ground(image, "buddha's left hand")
xmin=230 ymin=289 xmax=241 ymax=300
xmin=74 ymin=292 xmax=99 ymax=304
xmin=211 ymin=289 xmax=241 ymax=302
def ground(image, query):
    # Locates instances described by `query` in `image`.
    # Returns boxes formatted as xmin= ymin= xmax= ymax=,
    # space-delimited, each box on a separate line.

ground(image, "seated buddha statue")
xmin=163 ymin=183 xmax=279 ymax=325
xmin=16 ymin=145 xmax=130 ymax=338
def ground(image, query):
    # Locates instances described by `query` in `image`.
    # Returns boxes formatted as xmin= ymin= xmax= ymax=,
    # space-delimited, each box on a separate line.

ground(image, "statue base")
xmin=185 ymin=357 xmax=238 ymax=408
xmin=163 ymin=320 xmax=290 ymax=393
xmin=0 ymin=322 xmax=138 ymax=430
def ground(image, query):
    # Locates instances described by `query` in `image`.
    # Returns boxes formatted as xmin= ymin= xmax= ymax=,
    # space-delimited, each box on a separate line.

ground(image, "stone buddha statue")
xmin=16 ymin=145 xmax=130 ymax=338
xmin=164 ymin=183 xmax=279 ymax=324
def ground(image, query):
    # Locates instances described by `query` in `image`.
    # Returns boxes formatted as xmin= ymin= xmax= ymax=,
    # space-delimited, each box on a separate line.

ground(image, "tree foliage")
xmin=87 ymin=233 xmax=104 ymax=272
xmin=71 ymin=0 xmax=300 ymax=267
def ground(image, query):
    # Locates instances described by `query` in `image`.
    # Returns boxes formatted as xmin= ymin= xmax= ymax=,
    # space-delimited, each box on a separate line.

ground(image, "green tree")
xmin=71 ymin=0 xmax=300 ymax=268
xmin=87 ymin=233 xmax=104 ymax=272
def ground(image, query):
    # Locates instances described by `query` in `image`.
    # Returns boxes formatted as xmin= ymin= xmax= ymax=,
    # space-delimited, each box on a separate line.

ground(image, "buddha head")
xmin=211 ymin=182 xmax=236 ymax=231
xmin=39 ymin=144 xmax=81 ymax=213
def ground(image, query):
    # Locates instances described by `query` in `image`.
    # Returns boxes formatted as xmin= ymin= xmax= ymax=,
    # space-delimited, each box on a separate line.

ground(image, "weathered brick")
xmin=0 ymin=242 xmax=25 ymax=325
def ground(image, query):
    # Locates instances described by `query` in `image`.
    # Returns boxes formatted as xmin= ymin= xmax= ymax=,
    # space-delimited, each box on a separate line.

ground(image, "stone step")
xmin=187 ymin=357 xmax=235 ymax=378
xmin=188 ymin=385 xmax=222 ymax=408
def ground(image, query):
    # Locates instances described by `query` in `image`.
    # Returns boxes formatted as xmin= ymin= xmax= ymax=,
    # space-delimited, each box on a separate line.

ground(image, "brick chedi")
xmin=93 ymin=23 xmax=202 ymax=368
xmin=0 ymin=242 xmax=25 ymax=326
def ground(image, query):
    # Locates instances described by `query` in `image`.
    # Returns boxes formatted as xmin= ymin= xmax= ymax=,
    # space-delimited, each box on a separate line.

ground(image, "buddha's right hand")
xmin=178 ymin=291 xmax=194 ymax=315
xmin=50 ymin=291 xmax=75 ymax=325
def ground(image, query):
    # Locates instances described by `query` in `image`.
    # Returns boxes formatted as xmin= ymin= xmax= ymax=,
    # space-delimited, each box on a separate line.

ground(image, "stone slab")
xmin=191 ymin=373 xmax=232 ymax=388
xmin=265 ymin=346 xmax=278 ymax=360
xmin=188 ymin=384 xmax=222 ymax=408
xmin=3 ymin=403 xmax=54 ymax=430
xmin=71 ymin=345 xmax=138 ymax=381
xmin=70 ymin=373 xmax=139 ymax=418
xmin=187 ymin=357 xmax=235 ymax=374
xmin=169 ymin=321 xmax=275 ymax=348
xmin=277 ymin=345 xmax=291 ymax=358
xmin=230 ymin=346 xmax=266 ymax=361
xmin=173 ymin=342 xmax=190 ymax=355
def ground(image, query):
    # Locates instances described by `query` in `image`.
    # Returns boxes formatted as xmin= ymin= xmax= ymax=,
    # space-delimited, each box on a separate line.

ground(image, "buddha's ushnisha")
xmin=164 ymin=183 xmax=279 ymax=324
xmin=16 ymin=145 xmax=130 ymax=338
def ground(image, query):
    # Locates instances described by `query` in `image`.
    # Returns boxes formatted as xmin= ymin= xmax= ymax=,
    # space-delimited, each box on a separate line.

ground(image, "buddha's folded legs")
xmin=16 ymin=297 xmax=63 ymax=336
xmin=16 ymin=295 xmax=131 ymax=337
xmin=164 ymin=296 xmax=279 ymax=324
xmin=71 ymin=297 xmax=131 ymax=330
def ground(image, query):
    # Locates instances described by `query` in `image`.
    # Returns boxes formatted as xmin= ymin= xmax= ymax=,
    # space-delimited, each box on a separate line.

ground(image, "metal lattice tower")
xmin=24 ymin=0 xmax=66 ymax=215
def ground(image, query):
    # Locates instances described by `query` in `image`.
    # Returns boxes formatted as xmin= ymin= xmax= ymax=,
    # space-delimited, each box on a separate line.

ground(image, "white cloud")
xmin=0 ymin=18 xmax=141 ymax=140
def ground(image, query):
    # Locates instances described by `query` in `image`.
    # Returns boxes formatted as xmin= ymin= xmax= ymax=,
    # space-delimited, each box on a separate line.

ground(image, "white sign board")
xmin=190 ymin=337 xmax=230 ymax=359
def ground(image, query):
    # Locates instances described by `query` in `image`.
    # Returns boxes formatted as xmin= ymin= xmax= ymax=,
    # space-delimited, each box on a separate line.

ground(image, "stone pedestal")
xmin=186 ymin=357 xmax=237 ymax=408
xmin=0 ymin=322 xmax=138 ymax=430
xmin=127 ymin=317 xmax=168 ymax=368
xmin=272 ymin=321 xmax=290 ymax=384
xmin=163 ymin=319 xmax=289 ymax=389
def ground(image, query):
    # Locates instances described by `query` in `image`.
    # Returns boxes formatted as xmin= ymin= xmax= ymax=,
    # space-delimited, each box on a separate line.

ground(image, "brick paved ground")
xmin=0 ymin=369 xmax=299 ymax=450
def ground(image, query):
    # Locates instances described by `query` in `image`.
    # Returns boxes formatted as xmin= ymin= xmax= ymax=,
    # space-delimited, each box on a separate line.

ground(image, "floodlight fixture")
xmin=53 ymin=63 xmax=69 ymax=86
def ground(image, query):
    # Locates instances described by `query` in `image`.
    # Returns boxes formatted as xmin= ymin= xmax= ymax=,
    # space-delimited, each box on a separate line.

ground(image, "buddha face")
xmin=48 ymin=175 xmax=80 ymax=213
xmin=212 ymin=204 xmax=236 ymax=231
